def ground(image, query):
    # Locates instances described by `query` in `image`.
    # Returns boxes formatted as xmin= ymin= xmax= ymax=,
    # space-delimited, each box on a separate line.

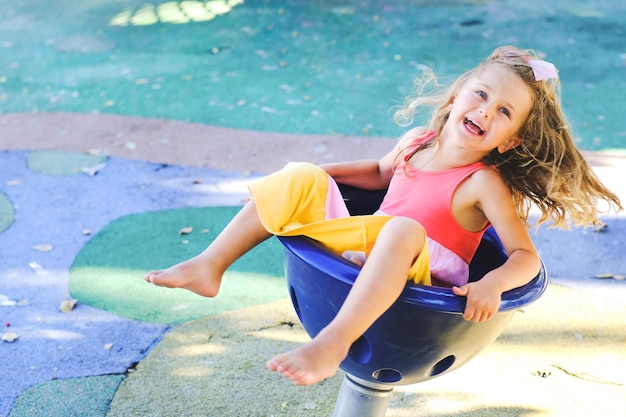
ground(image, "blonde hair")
xmin=394 ymin=45 xmax=622 ymax=228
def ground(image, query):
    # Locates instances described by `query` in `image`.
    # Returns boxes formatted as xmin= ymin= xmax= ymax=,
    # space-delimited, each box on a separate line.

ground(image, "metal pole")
xmin=332 ymin=374 xmax=394 ymax=417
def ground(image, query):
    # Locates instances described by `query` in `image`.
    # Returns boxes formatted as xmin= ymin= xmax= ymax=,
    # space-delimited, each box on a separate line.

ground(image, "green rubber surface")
xmin=69 ymin=206 xmax=286 ymax=324
xmin=1 ymin=1 xmax=624 ymax=150
xmin=9 ymin=375 xmax=125 ymax=417
xmin=27 ymin=151 xmax=108 ymax=176
xmin=0 ymin=192 xmax=15 ymax=234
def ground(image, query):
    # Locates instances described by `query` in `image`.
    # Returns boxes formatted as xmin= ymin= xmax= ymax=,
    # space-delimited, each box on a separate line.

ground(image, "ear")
xmin=497 ymin=136 xmax=521 ymax=153
xmin=446 ymin=94 xmax=456 ymax=111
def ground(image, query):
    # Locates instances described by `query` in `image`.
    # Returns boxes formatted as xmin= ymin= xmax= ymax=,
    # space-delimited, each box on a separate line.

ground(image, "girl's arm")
xmin=318 ymin=158 xmax=393 ymax=190
xmin=453 ymin=168 xmax=541 ymax=322
xmin=319 ymin=127 xmax=425 ymax=190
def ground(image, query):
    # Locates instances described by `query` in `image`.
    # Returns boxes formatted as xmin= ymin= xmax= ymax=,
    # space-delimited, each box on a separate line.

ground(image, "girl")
xmin=145 ymin=46 xmax=622 ymax=386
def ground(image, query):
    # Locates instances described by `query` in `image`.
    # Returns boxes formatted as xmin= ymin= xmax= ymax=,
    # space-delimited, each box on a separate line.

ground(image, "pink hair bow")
xmin=526 ymin=58 xmax=559 ymax=81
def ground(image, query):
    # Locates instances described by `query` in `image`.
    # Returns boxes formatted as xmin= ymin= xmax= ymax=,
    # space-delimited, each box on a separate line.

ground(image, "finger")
xmin=452 ymin=286 xmax=468 ymax=296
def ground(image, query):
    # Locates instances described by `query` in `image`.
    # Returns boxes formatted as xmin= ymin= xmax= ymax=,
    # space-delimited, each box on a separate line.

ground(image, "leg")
xmin=144 ymin=199 xmax=271 ymax=297
xmin=267 ymin=217 xmax=426 ymax=385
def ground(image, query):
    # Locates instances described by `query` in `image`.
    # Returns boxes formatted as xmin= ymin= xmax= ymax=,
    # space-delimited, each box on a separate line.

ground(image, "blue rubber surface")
xmin=0 ymin=150 xmax=259 ymax=416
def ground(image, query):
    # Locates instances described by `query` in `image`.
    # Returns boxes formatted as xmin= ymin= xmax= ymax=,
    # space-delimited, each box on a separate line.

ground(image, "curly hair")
xmin=393 ymin=45 xmax=622 ymax=228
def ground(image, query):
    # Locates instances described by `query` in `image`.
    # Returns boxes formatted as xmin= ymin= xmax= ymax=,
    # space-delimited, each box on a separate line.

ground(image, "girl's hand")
xmin=452 ymin=280 xmax=502 ymax=322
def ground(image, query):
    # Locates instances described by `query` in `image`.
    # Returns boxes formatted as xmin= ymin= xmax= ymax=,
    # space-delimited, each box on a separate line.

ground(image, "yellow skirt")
xmin=248 ymin=162 xmax=431 ymax=285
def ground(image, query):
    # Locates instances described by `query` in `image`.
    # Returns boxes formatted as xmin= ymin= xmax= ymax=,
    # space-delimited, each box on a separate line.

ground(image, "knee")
xmin=284 ymin=162 xmax=324 ymax=177
xmin=382 ymin=217 xmax=425 ymax=251
xmin=283 ymin=162 xmax=327 ymax=185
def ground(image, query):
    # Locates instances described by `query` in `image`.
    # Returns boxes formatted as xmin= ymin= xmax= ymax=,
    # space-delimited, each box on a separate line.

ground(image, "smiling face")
xmin=445 ymin=64 xmax=533 ymax=155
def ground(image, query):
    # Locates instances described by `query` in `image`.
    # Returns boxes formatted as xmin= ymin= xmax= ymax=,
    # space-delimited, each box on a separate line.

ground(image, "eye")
xmin=499 ymin=107 xmax=511 ymax=118
xmin=475 ymin=90 xmax=487 ymax=99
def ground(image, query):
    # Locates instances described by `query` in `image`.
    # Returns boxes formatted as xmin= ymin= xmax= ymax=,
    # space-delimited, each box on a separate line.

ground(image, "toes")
xmin=144 ymin=271 xmax=162 ymax=284
xmin=266 ymin=358 xmax=279 ymax=372
xmin=267 ymin=356 xmax=298 ymax=379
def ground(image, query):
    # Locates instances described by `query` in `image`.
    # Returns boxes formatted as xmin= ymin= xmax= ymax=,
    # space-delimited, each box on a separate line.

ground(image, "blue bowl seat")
xmin=278 ymin=184 xmax=547 ymax=386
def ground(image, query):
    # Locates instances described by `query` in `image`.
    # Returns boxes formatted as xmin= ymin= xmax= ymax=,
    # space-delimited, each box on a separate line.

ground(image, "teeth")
xmin=464 ymin=117 xmax=484 ymax=135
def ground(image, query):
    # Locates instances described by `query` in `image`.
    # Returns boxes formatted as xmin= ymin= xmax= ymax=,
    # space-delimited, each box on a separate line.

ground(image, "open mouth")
xmin=464 ymin=117 xmax=485 ymax=135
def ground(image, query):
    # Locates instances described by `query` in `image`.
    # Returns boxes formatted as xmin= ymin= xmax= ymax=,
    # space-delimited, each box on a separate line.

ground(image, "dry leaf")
xmin=178 ymin=226 xmax=193 ymax=235
xmin=593 ymin=273 xmax=614 ymax=279
xmin=1 ymin=300 xmax=16 ymax=306
xmin=1 ymin=294 xmax=16 ymax=306
xmin=82 ymin=162 xmax=107 ymax=176
xmin=28 ymin=262 xmax=46 ymax=276
xmin=60 ymin=298 xmax=78 ymax=313
xmin=32 ymin=244 xmax=53 ymax=252
xmin=532 ymin=370 xmax=552 ymax=378
xmin=2 ymin=332 xmax=19 ymax=342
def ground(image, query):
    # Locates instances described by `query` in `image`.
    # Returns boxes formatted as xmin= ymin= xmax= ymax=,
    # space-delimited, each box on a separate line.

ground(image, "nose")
xmin=479 ymin=104 xmax=492 ymax=119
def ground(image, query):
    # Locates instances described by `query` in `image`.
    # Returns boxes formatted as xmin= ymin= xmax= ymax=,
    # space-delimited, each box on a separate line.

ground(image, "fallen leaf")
xmin=82 ymin=162 xmax=107 ymax=176
xmin=260 ymin=106 xmax=277 ymax=113
xmin=32 ymin=244 xmax=53 ymax=252
xmin=60 ymin=298 xmax=78 ymax=313
xmin=593 ymin=273 xmax=614 ymax=279
xmin=531 ymin=370 xmax=552 ymax=378
xmin=1 ymin=294 xmax=16 ymax=306
xmin=178 ymin=226 xmax=193 ymax=235
xmin=28 ymin=262 xmax=46 ymax=276
xmin=2 ymin=332 xmax=19 ymax=342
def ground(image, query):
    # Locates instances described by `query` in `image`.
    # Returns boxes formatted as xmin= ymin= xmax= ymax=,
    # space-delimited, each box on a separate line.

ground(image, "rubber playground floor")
xmin=1 ymin=1 xmax=625 ymax=416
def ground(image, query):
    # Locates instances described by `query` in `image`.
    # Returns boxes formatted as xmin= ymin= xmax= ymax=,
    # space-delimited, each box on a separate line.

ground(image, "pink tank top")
xmin=379 ymin=132 xmax=489 ymax=264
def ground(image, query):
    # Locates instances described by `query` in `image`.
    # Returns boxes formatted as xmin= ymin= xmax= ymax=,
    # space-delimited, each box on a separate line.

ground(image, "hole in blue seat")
xmin=349 ymin=335 xmax=372 ymax=364
xmin=372 ymin=368 xmax=403 ymax=383
xmin=430 ymin=355 xmax=456 ymax=376
xmin=289 ymin=286 xmax=302 ymax=322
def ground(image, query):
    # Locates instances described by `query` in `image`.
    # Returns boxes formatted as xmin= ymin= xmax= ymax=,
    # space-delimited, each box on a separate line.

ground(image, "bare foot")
xmin=144 ymin=255 xmax=223 ymax=297
xmin=266 ymin=337 xmax=350 ymax=386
